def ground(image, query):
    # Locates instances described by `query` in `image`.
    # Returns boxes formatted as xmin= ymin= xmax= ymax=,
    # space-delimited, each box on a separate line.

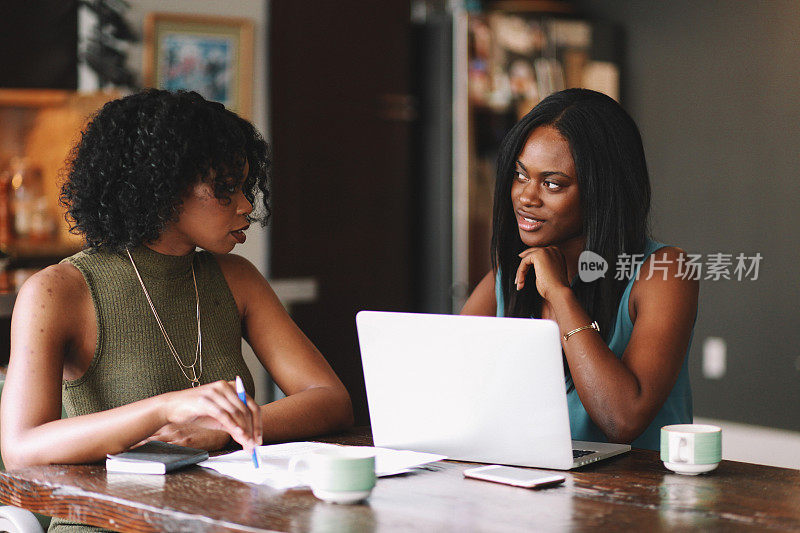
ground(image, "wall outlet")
xmin=703 ymin=337 xmax=726 ymax=379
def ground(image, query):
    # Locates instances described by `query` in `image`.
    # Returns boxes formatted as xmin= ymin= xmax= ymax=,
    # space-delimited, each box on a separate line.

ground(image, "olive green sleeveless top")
xmin=61 ymin=245 xmax=255 ymax=415
xmin=50 ymin=246 xmax=255 ymax=533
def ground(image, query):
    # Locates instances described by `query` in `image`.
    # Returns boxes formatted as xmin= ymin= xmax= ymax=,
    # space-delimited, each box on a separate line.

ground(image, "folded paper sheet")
xmin=199 ymin=442 xmax=446 ymax=489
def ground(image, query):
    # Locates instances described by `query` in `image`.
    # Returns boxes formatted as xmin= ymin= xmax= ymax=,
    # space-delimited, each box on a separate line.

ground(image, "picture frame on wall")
xmin=143 ymin=13 xmax=254 ymax=118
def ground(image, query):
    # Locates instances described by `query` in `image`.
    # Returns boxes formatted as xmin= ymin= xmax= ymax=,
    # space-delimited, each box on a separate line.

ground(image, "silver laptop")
xmin=356 ymin=311 xmax=630 ymax=470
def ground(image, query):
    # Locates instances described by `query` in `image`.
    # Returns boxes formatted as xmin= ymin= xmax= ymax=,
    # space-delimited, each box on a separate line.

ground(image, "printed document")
xmin=199 ymin=442 xmax=446 ymax=489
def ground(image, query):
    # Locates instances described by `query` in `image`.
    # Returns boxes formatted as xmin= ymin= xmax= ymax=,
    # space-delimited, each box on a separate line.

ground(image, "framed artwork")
xmin=143 ymin=13 xmax=254 ymax=117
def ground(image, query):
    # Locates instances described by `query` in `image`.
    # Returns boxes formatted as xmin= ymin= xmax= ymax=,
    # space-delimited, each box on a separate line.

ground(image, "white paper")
xmin=198 ymin=442 xmax=446 ymax=488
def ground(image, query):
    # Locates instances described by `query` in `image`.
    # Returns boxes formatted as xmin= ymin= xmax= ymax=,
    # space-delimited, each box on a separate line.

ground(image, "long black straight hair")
xmin=490 ymin=89 xmax=651 ymax=338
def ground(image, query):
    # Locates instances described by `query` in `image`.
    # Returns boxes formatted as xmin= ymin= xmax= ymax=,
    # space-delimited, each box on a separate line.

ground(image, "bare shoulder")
xmin=461 ymin=269 xmax=497 ymax=316
xmin=630 ymin=246 xmax=699 ymax=320
xmin=12 ymin=262 xmax=90 ymax=342
xmin=16 ymin=262 xmax=88 ymax=305
xmin=211 ymin=253 xmax=276 ymax=315
xmin=637 ymin=246 xmax=697 ymax=284
xmin=212 ymin=252 xmax=263 ymax=284
xmin=647 ymin=246 xmax=687 ymax=262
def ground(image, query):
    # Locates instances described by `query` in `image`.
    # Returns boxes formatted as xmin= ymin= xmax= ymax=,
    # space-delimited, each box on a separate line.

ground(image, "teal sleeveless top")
xmin=495 ymin=239 xmax=693 ymax=450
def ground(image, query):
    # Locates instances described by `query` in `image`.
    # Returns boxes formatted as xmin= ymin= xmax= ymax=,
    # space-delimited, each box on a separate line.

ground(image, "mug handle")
xmin=669 ymin=436 xmax=689 ymax=463
xmin=288 ymin=456 xmax=310 ymax=484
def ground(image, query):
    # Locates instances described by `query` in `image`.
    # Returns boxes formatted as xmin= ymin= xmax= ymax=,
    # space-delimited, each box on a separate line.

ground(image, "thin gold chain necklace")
xmin=126 ymin=248 xmax=203 ymax=387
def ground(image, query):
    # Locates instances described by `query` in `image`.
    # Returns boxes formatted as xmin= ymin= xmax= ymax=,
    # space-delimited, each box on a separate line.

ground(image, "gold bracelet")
xmin=562 ymin=321 xmax=599 ymax=342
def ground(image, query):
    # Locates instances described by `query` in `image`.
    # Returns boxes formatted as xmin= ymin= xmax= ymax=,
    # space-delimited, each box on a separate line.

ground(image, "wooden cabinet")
xmin=0 ymin=89 xmax=118 ymax=264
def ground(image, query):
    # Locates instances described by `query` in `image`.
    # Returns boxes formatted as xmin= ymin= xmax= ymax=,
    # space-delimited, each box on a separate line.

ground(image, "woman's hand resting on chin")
xmin=515 ymin=246 xmax=571 ymax=301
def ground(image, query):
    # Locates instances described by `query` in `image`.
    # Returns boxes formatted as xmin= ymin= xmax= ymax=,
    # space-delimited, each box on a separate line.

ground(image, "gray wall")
xmin=573 ymin=1 xmax=800 ymax=430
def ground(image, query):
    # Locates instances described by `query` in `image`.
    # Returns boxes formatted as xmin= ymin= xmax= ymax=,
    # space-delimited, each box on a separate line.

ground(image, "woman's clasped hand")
xmin=143 ymin=380 xmax=263 ymax=451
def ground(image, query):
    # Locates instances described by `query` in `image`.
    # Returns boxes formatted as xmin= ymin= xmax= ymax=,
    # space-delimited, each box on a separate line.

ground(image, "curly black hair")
xmin=60 ymin=89 xmax=270 ymax=251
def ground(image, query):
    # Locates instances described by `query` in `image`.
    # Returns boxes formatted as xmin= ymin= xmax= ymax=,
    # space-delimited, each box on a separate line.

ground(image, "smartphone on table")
xmin=463 ymin=465 xmax=566 ymax=489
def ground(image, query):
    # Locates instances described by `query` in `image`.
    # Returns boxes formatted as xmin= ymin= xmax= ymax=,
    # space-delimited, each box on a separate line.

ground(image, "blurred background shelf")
xmin=0 ymin=89 xmax=118 ymax=265
xmin=0 ymin=89 xmax=72 ymax=107
xmin=2 ymin=242 xmax=82 ymax=270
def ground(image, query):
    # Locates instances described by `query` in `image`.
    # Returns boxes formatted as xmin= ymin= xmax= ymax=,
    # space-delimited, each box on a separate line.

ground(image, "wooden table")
xmin=1 ymin=427 xmax=799 ymax=532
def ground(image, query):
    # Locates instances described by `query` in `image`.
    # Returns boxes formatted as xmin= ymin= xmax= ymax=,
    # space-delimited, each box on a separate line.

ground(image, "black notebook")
xmin=106 ymin=441 xmax=209 ymax=474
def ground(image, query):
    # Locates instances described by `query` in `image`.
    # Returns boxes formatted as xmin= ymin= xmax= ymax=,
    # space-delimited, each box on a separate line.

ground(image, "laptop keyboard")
xmin=572 ymin=449 xmax=594 ymax=459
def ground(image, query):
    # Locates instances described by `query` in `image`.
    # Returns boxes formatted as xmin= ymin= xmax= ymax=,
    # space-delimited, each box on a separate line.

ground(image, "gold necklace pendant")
xmin=127 ymin=248 xmax=204 ymax=388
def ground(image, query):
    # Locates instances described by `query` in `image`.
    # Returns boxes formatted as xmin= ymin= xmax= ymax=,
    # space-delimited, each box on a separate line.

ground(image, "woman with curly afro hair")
xmin=1 ymin=89 xmax=353 ymax=476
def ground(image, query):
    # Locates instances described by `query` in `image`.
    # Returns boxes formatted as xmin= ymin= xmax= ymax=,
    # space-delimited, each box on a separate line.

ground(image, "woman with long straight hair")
xmin=462 ymin=88 xmax=698 ymax=450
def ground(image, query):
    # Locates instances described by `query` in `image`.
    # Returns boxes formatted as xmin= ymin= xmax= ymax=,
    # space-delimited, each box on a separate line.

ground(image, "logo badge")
xmin=578 ymin=250 xmax=608 ymax=283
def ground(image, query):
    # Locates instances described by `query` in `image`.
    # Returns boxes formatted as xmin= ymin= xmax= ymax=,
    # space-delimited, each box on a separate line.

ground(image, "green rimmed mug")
xmin=289 ymin=448 xmax=376 ymax=504
xmin=661 ymin=424 xmax=722 ymax=475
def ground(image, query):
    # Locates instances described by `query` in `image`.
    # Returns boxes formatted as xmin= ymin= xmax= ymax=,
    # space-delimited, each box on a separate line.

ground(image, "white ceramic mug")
xmin=289 ymin=448 xmax=376 ymax=504
xmin=661 ymin=424 xmax=722 ymax=475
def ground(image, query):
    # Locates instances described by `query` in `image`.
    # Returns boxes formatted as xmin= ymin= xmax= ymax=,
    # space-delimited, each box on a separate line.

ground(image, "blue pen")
xmin=235 ymin=376 xmax=260 ymax=469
